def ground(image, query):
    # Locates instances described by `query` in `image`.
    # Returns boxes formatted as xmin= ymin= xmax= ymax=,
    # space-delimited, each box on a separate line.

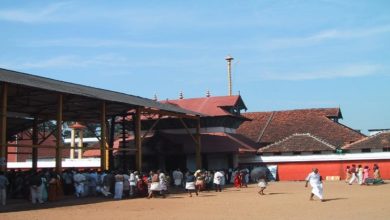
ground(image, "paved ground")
xmin=1 ymin=181 xmax=389 ymax=220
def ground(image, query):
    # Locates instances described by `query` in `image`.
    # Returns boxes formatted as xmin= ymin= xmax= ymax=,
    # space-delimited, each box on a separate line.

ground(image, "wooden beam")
xmin=195 ymin=118 xmax=202 ymax=169
xmin=0 ymin=83 xmax=8 ymax=171
xmin=55 ymin=94 xmax=63 ymax=173
xmin=32 ymin=117 xmax=38 ymax=171
xmin=141 ymin=117 xmax=161 ymax=144
xmin=142 ymin=107 xmax=199 ymax=119
xmin=179 ymin=118 xmax=198 ymax=144
xmin=134 ymin=107 xmax=142 ymax=172
xmin=109 ymin=116 xmax=115 ymax=170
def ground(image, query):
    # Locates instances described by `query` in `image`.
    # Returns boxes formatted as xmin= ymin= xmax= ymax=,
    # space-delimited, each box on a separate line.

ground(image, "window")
xmin=362 ymin=148 xmax=371 ymax=153
xmin=383 ymin=147 xmax=390 ymax=152
xmin=273 ymin=152 xmax=281 ymax=156
xmin=293 ymin=151 xmax=301 ymax=155
xmin=313 ymin=151 xmax=321 ymax=155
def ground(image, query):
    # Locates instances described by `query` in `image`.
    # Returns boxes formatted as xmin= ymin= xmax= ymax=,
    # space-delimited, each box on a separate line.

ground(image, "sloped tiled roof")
xmin=343 ymin=131 xmax=390 ymax=150
xmin=237 ymin=108 xmax=365 ymax=147
xmin=258 ymin=133 xmax=336 ymax=153
xmin=160 ymin=95 xmax=247 ymax=117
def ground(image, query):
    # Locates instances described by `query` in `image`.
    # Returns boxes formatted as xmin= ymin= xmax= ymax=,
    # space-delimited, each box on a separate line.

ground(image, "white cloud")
xmin=259 ymin=64 xmax=382 ymax=80
xmin=25 ymin=38 xmax=192 ymax=49
xmin=0 ymin=2 xmax=72 ymax=23
xmin=265 ymin=25 xmax=390 ymax=49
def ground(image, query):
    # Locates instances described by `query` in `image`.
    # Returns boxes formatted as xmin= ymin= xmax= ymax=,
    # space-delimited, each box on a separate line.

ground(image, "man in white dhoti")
xmin=172 ymin=169 xmax=183 ymax=188
xmin=213 ymin=170 xmax=224 ymax=192
xmin=305 ymin=168 xmax=324 ymax=202
xmin=73 ymin=171 xmax=86 ymax=198
xmin=129 ymin=171 xmax=136 ymax=198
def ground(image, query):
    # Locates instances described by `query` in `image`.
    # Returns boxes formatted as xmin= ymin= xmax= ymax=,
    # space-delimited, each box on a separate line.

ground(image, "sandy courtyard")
xmin=1 ymin=181 xmax=389 ymax=220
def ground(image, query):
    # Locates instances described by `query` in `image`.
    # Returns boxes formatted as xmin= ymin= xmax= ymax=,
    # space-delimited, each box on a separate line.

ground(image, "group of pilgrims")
xmin=1 ymin=164 xmax=383 ymax=206
xmin=0 ymin=167 xmax=265 ymax=206
xmin=345 ymin=164 xmax=384 ymax=185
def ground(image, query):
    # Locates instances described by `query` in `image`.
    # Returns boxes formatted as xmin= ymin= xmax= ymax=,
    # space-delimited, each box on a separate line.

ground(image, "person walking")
xmin=362 ymin=166 xmax=370 ymax=185
xmin=29 ymin=172 xmax=43 ymax=204
xmin=349 ymin=164 xmax=358 ymax=185
xmin=345 ymin=166 xmax=351 ymax=183
xmin=357 ymin=165 xmax=364 ymax=185
xmin=114 ymin=171 xmax=124 ymax=200
xmin=185 ymin=171 xmax=196 ymax=197
xmin=305 ymin=168 xmax=324 ymax=202
xmin=213 ymin=170 xmax=224 ymax=192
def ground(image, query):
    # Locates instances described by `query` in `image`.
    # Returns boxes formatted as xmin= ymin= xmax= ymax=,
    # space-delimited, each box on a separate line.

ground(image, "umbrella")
xmin=250 ymin=167 xmax=268 ymax=181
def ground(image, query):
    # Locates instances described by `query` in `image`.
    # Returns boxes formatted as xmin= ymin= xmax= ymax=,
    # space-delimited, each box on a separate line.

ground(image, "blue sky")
xmin=0 ymin=0 xmax=389 ymax=133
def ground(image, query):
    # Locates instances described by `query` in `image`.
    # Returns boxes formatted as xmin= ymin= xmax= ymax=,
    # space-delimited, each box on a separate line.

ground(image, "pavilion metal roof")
xmin=0 ymin=68 xmax=201 ymax=139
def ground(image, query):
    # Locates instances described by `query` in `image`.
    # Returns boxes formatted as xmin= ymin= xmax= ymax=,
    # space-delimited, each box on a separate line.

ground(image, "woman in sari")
xmin=234 ymin=171 xmax=241 ymax=188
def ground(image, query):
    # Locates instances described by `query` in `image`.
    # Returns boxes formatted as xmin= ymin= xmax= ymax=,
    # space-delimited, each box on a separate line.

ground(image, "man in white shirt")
xmin=172 ymin=169 xmax=183 ymax=188
xmin=129 ymin=171 xmax=136 ymax=197
xmin=73 ymin=171 xmax=86 ymax=197
xmin=213 ymin=170 xmax=224 ymax=192
xmin=305 ymin=168 xmax=324 ymax=202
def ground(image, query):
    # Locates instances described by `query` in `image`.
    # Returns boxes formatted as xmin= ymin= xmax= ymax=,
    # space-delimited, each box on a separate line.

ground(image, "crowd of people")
xmin=0 ymin=164 xmax=385 ymax=207
xmin=345 ymin=164 xmax=384 ymax=185
xmin=0 ymin=167 xmax=264 ymax=206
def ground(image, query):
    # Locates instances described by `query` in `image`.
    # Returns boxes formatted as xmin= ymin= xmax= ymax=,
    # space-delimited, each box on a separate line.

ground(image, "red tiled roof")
xmin=237 ymin=108 xmax=365 ymax=147
xmin=258 ymin=133 xmax=336 ymax=153
xmin=343 ymin=132 xmax=390 ymax=150
xmin=160 ymin=95 xmax=247 ymax=117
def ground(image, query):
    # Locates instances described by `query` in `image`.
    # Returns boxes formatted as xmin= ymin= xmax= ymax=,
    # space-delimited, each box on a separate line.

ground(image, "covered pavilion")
xmin=0 ymin=68 xmax=201 ymax=172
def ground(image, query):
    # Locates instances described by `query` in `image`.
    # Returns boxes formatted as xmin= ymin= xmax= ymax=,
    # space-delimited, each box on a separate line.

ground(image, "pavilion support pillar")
xmin=134 ymin=107 xmax=142 ymax=172
xmin=108 ymin=116 xmax=116 ymax=170
xmin=0 ymin=83 xmax=8 ymax=172
xmin=195 ymin=118 xmax=202 ymax=169
xmin=32 ymin=117 xmax=38 ymax=171
xmin=55 ymin=94 xmax=63 ymax=173
xmin=120 ymin=115 xmax=127 ymax=171
xmin=100 ymin=101 xmax=109 ymax=170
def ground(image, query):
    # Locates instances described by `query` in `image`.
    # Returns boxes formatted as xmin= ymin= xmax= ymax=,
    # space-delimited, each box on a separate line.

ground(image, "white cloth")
xmin=185 ymin=182 xmax=195 ymax=190
xmin=173 ymin=171 xmax=183 ymax=186
xmin=114 ymin=182 xmax=123 ymax=199
xmin=306 ymin=172 xmax=323 ymax=200
xmin=349 ymin=173 xmax=357 ymax=184
xmin=258 ymin=179 xmax=267 ymax=188
xmin=129 ymin=173 xmax=136 ymax=186
xmin=73 ymin=173 xmax=86 ymax=197
xmin=159 ymin=173 xmax=167 ymax=191
xmin=150 ymin=182 xmax=161 ymax=191
xmin=213 ymin=172 xmax=224 ymax=185
xmin=30 ymin=186 xmax=43 ymax=204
